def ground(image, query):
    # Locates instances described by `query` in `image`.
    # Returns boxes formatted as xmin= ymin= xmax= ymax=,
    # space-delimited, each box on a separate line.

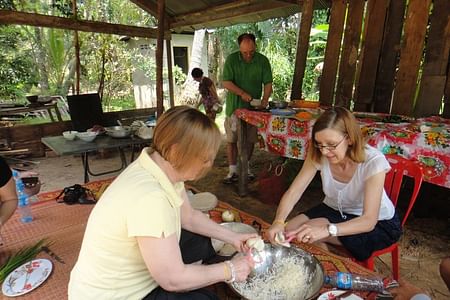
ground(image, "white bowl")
xmin=76 ymin=131 xmax=97 ymax=142
xmin=62 ymin=131 xmax=78 ymax=140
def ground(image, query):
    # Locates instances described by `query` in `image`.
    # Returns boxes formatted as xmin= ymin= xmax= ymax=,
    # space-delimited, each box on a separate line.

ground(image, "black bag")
xmin=55 ymin=184 xmax=96 ymax=205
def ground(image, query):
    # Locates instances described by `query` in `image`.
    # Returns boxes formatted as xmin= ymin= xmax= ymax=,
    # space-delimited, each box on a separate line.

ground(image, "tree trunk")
xmin=34 ymin=27 xmax=49 ymax=92
xmin=179 ymin=29 xmax=206 ymax=105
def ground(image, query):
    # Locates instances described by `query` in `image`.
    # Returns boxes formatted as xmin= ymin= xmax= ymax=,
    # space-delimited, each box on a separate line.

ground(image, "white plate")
xmin=317 ymin=290 xmax=363 ymax=300
xmin=2 ymin=259 xmax=53 ymax=297
xmin=189 ymin=192 xmax=218 ymax=211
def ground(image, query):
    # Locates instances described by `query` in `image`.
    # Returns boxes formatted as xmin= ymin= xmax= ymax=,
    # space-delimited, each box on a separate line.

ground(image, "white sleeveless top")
xmin=316 ymin=145 xmax=395 ymax=220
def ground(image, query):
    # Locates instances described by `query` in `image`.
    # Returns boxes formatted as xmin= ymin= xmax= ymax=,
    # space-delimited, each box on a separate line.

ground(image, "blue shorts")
xmin=304 ymin=203 xmax=402 ymax=261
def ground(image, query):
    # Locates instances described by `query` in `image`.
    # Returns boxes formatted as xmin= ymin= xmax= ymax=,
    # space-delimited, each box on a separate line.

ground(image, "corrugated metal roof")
xmin=131 ymin=0 xmax=331 ymax=32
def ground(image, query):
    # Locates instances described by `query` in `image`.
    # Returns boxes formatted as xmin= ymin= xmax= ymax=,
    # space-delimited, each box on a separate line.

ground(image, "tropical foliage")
xmin=0 ymin=1 xmax=328 ymax=115
xmin=214 ymin=10 xmax=328 ymax=101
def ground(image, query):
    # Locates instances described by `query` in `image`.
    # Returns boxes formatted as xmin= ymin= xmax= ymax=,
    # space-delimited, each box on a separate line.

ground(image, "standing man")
xmin=222 ymin=33 xmax=273 ymax=184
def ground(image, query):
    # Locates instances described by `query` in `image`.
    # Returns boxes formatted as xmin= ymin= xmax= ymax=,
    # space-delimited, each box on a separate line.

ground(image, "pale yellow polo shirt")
xmin=68 ymin=148 xmax=184 ymax=300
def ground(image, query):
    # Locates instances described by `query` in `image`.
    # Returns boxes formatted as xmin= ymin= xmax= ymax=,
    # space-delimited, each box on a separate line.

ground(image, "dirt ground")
xmin=9 ymin=136 xmax=449 ymax=299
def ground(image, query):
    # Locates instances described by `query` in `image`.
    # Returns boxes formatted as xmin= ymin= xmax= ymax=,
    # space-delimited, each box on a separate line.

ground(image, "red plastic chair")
xmin=360 ymin=154 xmax=424 ymax=279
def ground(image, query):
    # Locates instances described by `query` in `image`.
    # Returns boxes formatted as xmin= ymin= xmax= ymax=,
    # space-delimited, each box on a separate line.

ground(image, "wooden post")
xmin=166 ymin=38 xmax=175 ymax=108
xmin=391 ymin=0 xmax=432 ymax=116
xmin=156 ymin=0 xmax=165 ymax=117
xmin=290 ymin=0 xmax=314 ymax=100
xmin=335 ymin=0 xmax=365 ymax=109
xmin=353 ymin=0 xmax=389 ymax=112
xmin=72 ymin=0 xmax=80 ymax=94
xmin=414 ymin=0 xmax=450 ymax=117
xmin=443 ymin=66 xmax=450 ymax=118
xmin=319 ymin=0 xmax=346 ymax=106
xmin=373 ymin=0 xmax=406 ymax=113
xmin=237 ymin=118 xmax=249 ymax=196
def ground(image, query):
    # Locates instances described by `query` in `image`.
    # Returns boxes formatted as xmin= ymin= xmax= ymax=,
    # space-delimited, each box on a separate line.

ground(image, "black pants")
xmin=142 ymin=230 xmax=219 ymax=300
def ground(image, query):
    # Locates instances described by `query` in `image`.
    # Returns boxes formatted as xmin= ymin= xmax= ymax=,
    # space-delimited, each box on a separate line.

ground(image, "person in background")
xmin=222 ymin=33 xmax=273 ymax=184
xmin=69 ymin=106 xmax=256 ymax=300
xmin=266 ymin=107 xmax=402 ymax=262
xmin=0 ymin=156 xmax=18 ymax=246
xmin=191 ymin=67 xmax=222 ymax=121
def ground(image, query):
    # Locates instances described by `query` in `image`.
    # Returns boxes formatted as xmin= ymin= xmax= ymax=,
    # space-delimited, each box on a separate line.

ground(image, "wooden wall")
xmin=318 ymin=0 xmax=449 ymax=118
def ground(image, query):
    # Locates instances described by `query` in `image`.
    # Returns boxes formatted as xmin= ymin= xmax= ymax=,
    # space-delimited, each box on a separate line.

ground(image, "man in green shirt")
xmin=222 ymin=33 xmax=273 ymax=184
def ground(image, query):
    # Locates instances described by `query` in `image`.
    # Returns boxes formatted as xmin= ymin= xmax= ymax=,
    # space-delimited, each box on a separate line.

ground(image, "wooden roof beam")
xmin=170 ymin=1 xmax=294 ymax=29
xmin=130 ymin=0 xmax=172 ymax=23
xmin=0 ymin=10 xmax=170 ymax=39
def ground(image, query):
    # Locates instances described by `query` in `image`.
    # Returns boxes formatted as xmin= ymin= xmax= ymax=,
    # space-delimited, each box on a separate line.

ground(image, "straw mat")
xmin=0 ymin=180 xmax=377 ymax=299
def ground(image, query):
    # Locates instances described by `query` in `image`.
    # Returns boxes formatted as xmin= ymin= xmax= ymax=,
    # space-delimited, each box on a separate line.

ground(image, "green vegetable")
xmin=0 ymin=239 xmax=50 ymax=283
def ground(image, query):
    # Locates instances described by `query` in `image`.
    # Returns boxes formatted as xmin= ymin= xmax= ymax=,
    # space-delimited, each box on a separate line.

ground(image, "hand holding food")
xmin=245 ymin=236 xmax=264 ymax=252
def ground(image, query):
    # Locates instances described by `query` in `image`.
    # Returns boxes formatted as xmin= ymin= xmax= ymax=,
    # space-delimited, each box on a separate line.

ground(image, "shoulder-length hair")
xmin=151 ymin=106 xmax=221 ymax=173
xmin=309 ymin=106 xmax=366 ymax=163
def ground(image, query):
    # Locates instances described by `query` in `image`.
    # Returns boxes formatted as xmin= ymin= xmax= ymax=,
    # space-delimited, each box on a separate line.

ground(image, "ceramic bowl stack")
xmin=76 ymin=131 xmax=97 ymax=142
xmin=62 ymin=131 xmax=78 ymax=140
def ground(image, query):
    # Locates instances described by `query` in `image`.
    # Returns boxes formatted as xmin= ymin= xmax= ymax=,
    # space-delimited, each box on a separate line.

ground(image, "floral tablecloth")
xmin=235 ymin=108 xmax=450 ymax=189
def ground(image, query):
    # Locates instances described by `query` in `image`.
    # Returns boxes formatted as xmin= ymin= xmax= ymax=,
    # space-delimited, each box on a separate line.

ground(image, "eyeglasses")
xmin=314 ymin=135 xmax=347 ymax=151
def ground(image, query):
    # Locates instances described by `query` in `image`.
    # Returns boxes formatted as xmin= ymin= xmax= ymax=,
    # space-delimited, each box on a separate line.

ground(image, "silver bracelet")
xmin=224 ymin=261 xmax=236 ymax=283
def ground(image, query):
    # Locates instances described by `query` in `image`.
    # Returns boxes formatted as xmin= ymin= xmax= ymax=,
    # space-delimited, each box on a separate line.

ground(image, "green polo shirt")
xmin=222 ymin=51 xmax=273 ymax=116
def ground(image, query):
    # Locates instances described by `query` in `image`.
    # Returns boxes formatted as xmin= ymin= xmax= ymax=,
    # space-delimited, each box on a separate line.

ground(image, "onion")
xmin=221 ymin=210 xmax=235 ymax=222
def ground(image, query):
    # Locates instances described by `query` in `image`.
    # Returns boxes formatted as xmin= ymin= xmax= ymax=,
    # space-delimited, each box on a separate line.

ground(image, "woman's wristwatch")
xmin=327 ymin=223 xmax=338 ymax=236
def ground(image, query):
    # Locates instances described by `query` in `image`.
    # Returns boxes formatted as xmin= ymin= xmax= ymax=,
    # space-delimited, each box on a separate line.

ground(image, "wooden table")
xmin=0 ymin=102 xmax=63 ymax=122
xmin=41 ymin=135 xmax=151 ymax=183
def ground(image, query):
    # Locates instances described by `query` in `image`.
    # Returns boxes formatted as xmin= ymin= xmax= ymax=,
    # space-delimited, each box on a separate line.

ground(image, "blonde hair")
xmin=309 ymin=106 xmax=365 ymax=163
xmin=151 ymin=106 xmax=221 ymax=175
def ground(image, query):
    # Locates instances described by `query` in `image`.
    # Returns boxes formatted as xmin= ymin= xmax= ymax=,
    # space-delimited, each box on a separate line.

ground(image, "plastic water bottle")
xmin=12 ymin=170 xmax=33 ymax=223
xmin=324 ymin=272 xmax=384 ymax=292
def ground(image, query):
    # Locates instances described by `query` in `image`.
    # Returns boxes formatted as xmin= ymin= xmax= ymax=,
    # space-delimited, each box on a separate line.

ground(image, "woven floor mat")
xmin=1 ymin=181 xmax=378 ymax=299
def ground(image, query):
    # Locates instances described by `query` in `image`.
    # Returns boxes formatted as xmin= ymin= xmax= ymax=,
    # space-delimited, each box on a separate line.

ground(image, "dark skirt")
xmin=304 ymin=203 xmax=402 ymax=261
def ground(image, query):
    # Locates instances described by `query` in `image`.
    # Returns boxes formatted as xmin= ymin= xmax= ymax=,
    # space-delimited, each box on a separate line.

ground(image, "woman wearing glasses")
xmin=266 ymin=106 xmax=402 ymax=261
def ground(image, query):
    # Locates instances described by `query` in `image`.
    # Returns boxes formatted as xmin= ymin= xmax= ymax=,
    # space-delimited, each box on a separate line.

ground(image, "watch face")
xmin=328 ymin=224 xmax=337 ymax=236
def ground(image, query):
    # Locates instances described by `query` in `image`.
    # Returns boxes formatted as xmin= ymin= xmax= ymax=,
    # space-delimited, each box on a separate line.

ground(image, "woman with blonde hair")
xmin=266 ymin=106 xmax=402 ymax=261
xmin=69 ymin=106 xmax=255 ymax=300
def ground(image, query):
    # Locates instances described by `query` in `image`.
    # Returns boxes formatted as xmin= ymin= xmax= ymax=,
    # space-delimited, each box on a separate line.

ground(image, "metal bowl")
xmin=230 ymin=243 xmax=324 ymax=300
xmin=269 ymin=101 xmax=288 ymax=109
xmin=105 ymin=126 xmax=131 ymax=138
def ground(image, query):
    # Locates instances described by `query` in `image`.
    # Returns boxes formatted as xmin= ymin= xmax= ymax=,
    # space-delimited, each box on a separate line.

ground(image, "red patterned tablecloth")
xmin=235 ymin=108 xmax=450 ymax=189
